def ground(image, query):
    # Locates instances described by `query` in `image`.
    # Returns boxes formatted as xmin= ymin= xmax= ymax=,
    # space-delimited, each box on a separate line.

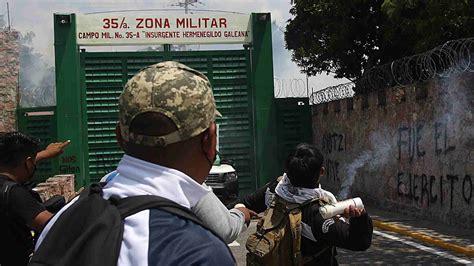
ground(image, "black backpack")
xmin=30 ymin=183 xmax=211 ymax=266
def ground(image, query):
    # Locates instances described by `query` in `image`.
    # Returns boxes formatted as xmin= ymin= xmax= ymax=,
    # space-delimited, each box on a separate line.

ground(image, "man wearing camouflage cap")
xmin=36 ymin=61 xmax=236 ymax=265
xmin=118 ymin=61 xmax=220 ymax=148
xmin=110 ymin=61 xmax=236 ymax=264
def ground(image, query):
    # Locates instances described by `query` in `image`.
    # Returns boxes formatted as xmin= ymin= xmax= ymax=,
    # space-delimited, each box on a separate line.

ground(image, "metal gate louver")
xmin=275 ymin=98 xmax=312 ymax=173
xmin=17 ymin=106 xmax=57 ymax=184
xmin=83 ymin=56 xmax=124 ymax=182
xmin=81 ymin=51 xmax=256 ymax=194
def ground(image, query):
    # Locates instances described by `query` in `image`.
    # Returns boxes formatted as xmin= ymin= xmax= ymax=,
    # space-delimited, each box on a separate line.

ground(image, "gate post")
xmin=251 ymin=13 xmax=279 ymax=187
xmin=54 ymin=14 xmax=85 ymax=188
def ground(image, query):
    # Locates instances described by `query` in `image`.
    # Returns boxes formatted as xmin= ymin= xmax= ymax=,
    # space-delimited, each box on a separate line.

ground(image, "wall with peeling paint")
xmin=312 ymin=73 xmax=474 ymax=228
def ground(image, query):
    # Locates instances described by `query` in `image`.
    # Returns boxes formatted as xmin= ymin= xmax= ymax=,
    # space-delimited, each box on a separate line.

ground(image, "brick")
xmin=0 ymin=31 xmax=19 ymax=130
xmin=33 ymin=175 xmax=76 ymax=202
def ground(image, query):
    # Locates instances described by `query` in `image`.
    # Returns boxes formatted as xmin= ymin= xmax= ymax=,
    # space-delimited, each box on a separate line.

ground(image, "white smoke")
xmin=436 ymin=73 xmax=473 ymax=147
xmin=337 ymin=72 xmax=472 ymax=199
xmin=18 ymin=31 xmax=56 ymax=107
xmin=338 ymin=130 xmax=392 ymax=199
xmin=338 ymin=151 xmax=370 ymax=199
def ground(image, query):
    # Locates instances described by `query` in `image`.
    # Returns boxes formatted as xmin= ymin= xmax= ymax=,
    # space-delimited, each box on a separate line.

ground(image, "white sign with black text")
xmin=76 ymin=12 xmax=252 ymax=46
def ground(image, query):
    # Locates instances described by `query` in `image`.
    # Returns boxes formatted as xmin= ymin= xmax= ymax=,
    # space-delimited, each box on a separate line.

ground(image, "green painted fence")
xmin=79 ymin=50 xmax=257 ymax=195
xmin=16 ymin=106 xmax=58 ymax=184
xmin=275 ymin=98 xmax=313 ymax=174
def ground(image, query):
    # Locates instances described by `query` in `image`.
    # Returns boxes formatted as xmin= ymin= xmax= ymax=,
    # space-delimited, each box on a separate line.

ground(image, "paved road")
xmin=229 ymin=221 xmax=473 ymax=265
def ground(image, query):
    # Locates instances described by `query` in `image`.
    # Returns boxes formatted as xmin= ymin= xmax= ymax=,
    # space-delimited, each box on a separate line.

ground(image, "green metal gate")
xmin=54 ymin=12 xmax=278 ymax=195
xmin=80 ymin=50 xmax=256 ymax=194
xmin=16 ymin=106 xmax=58 ymax=184
xmin=18 ymin=13 xmax=313 ymax=195
xmin=275 ymin=98 xmax=313 ymax=174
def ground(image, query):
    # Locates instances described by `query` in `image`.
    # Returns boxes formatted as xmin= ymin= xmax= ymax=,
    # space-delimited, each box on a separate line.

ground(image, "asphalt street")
xmin=229 ymin=220 xmax=473 ymax=265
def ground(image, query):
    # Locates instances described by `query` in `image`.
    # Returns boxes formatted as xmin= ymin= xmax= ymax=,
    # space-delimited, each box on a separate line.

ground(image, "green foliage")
xmin=381 ymin=0 xmax=473 ymax=52
xmin=285 ymin=0 xmax=474 ymax=80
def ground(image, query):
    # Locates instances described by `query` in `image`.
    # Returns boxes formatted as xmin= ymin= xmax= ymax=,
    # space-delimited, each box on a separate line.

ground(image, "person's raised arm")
xmin=36 ymin=140 xmax=71 ymax=162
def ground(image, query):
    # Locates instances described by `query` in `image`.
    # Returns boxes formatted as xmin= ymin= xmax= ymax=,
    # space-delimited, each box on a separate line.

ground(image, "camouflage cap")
xmin=119 ymin=61 xmax=220 ymax=146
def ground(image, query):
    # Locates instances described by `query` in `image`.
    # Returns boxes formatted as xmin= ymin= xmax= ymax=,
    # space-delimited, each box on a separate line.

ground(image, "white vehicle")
xmin=205 ymin=154 xmax=239 ymax=205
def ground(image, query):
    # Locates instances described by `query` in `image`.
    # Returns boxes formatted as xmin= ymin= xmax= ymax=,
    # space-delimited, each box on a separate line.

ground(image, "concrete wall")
xmin=312 ymin=73 xmax=474 ymax=228
xmin=0 ymin=31 xmax=19 ymax=132
xmin=33 ymin=174 xmax=76 ymax=202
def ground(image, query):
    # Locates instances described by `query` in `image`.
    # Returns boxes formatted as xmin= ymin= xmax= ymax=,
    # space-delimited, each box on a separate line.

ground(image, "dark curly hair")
xmin=285 ymin=143 xmax=324 ymax=189
xmin=0 ymin=132 xmax=40 ymax=168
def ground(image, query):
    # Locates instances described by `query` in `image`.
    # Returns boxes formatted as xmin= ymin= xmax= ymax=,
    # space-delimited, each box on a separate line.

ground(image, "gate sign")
xmin=76 ymin=12 xmax=252 ymax=46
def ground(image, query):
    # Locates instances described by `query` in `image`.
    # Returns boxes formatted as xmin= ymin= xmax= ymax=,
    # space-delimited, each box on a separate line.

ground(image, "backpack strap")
xmin=83 ymin=183 xmax=225 ymax=243
xmin=82 ymin=184 xmax=204 ymax=227
xmin=0 ymin=175 xmax=19 ymax=214
xmin=288 ymin=197 xmax=319 ymax=266
xmin=112 ymin=194 xmax=225 ymax=241
xmin=288 ymin=209 xmax=303 ymax=266
xmin=114 ymin=195 xmax=203 ymax=226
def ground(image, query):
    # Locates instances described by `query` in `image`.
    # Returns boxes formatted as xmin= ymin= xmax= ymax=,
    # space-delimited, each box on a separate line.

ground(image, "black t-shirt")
xmin=0 ymin=175 xmax=46 ymax=266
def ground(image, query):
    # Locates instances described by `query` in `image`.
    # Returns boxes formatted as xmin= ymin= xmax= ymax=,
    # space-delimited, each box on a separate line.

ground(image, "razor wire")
xmin=274 ymin=78 xmax=308 ymax=98
xmin=356 ymin=37 xmax=474 ymax=93
xmin=310 ymin=82 xmax=355 ymax=105
xmin=311 ymin=37 xmax=473 ymax=104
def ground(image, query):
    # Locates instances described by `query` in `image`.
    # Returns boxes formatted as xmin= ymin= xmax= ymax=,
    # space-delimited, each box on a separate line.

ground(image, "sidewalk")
xmin=366 ymin=204 xmax=474 ymax=258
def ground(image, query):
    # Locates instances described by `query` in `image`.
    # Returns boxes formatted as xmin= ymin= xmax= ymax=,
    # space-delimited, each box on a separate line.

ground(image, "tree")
xmin=381 ymin=0 xmax=474 ymax=52
xmin=0 ymin=15 xmax=55 ymax=106
xmin=285 ymin=0 xmax=474 ymax=80
xmin=18 ymin=32 xmax=56 ymax=107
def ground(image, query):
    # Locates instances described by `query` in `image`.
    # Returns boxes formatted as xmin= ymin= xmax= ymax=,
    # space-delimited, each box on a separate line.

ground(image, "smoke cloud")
xmin=437 ymin=73 xmax=473 ymax=147
xmin=337 ymin=71 xmax=472 ymax=200
xmin=338 ymin=130 xmax=392 ymax=199
xmin=18 ymin=31 xmax=56 ymax=107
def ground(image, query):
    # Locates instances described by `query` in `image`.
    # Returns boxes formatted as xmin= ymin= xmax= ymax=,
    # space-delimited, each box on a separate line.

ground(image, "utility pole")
xmin=174 ymin=0 xmax=201 ymax=14
xmin=305 ymin=65 xmax=310 ymax=101
xmin=306 ymin=73 xmax=312 ymax=105
xmin=7 ymin=2 xmax=11 ymax=31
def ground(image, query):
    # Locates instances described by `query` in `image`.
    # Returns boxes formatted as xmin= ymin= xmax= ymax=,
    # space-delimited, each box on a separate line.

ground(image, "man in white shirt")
xmin=37 ymin=61 xmax=236 ymax=265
